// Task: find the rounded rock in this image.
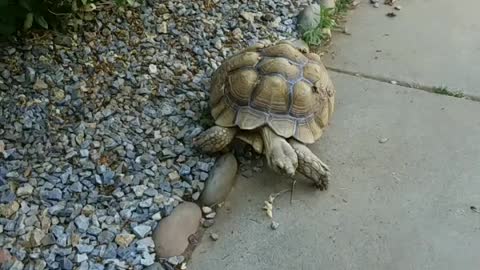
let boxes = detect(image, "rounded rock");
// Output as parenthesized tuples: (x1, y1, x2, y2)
(152, 202, 201, 258)
(199, 153, 238, 207)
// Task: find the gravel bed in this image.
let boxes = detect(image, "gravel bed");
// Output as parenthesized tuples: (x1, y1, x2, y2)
(0, 0, 312, 269)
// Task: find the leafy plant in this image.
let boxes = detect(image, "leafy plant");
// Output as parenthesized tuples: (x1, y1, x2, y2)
(302, 7, 336, 46)
(0, 0, 138, 38)
(432, 86, 464, 98)
(301, 0, 354, 46)
(335, 0, 354, 15)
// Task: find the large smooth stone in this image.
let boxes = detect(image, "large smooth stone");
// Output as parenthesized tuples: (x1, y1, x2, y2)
(200, 153, 238, 207)
(297, 3, 321, 34)
(153, 202, 202, 258)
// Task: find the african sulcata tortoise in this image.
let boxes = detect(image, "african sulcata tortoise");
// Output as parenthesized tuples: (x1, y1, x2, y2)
(194, 40, 335, 190)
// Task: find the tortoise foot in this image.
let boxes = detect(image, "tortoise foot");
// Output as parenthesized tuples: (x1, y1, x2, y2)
(262, 127, 298, 176)
(289, 140, 330, 190)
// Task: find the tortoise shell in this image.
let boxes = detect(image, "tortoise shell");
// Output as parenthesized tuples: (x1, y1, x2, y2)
(209, 40, 335, 144)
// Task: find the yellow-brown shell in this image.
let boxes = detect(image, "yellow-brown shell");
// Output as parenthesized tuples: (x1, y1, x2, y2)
(210, 40, 335, 144)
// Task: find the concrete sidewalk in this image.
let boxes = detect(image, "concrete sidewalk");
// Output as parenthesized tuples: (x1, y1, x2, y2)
(323, 0, 480, 98)
(190, 2, 480, 270)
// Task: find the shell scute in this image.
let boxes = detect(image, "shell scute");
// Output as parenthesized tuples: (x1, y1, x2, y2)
(209, 41, 335, 143)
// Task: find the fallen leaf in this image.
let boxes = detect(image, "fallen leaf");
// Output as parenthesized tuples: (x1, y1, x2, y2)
(263, 201, 273, 218)
(386, 12, 397, 17)
(262, 189, 290, 219)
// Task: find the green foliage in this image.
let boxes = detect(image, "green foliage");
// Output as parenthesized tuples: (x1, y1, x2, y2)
(335, 0, 354, 15)
(320, 7, 336, 29)
(302, 7, 336, 46)
(301, 0, 354, 46)
(0, 0, 137, 38)
(432, 86, 464, 98)
(302, 27, 324, 46)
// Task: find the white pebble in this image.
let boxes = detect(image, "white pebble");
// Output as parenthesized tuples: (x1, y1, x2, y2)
(205, 212, 216, 219)
(148, 64, 158, 75)
(210, 232, 219, 241)
(201, 206, 213, 214)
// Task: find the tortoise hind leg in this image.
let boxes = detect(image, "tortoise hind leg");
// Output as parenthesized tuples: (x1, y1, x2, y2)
(288, 139, 330, 190)
(193, 126, 237, 153)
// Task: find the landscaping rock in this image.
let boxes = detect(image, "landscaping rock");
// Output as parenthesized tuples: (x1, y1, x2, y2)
(16, 184, 33, 196)
(153, 202, 201, 258)
(115, 233, 136, 248)
(0, 0, 306, 267)
(200, 153, 238, 206)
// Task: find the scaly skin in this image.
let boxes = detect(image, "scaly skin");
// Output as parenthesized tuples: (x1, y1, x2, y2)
(193, 126, 237, 153)
(261, 127, 298, 176)
(288, 139, 330, 190)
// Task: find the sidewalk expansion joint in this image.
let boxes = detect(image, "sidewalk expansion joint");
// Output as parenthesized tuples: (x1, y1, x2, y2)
(326, 66, 480, 103)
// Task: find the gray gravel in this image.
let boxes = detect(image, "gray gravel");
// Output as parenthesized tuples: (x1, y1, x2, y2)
(0, 0, 312, 268)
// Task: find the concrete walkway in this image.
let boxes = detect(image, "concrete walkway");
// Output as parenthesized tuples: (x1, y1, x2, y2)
(190, 2, 480, 270)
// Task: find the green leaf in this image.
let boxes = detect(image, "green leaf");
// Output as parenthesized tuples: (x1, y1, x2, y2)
(34, 15, 48, 29)
(24, 13, 34, 30)
(0, 0, 8, 7)
(127, 0, 135, 5)
(81, 0, 88, 5)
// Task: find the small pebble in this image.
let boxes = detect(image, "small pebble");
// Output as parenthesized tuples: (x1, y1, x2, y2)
(271, 221, 280, 230)
(0, 0, 304, 267)
(210, 233, 219, 241)
(201, 206, 212, 214)
(148, 64, 158, 75)
(133, 224, 151, 238)
(205, 212, 216, 219)
(202, 219, 215, 228)
(378, 137, 389, 144)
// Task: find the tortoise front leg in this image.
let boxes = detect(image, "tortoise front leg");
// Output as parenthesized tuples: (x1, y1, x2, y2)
(193, 126, 237, 153)
(288, 139, 330, 190)
(261, 127, 298, 176)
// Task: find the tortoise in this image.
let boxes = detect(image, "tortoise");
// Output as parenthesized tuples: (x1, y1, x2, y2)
(193, 39, 335, 190)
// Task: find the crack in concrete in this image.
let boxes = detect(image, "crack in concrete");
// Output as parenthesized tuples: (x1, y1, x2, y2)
(326, 66, 480, 103)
